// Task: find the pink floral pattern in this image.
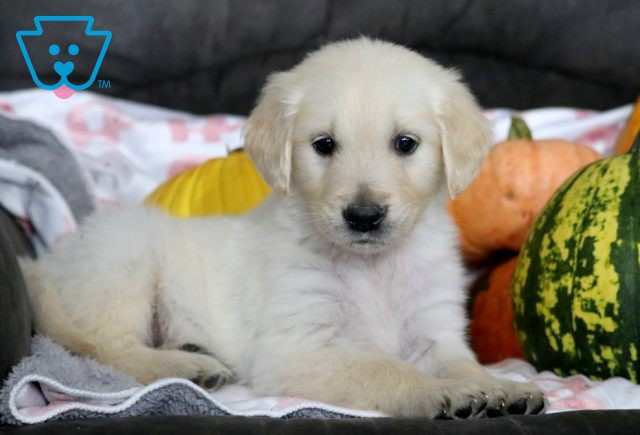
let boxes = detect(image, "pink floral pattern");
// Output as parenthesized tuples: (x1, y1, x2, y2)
(66, 101, 134, 148)
(168, 116, 244, 144)
(0, 101, 15, 114)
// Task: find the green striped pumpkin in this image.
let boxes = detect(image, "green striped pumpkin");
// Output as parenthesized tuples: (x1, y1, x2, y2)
(513, 134, 640, 382)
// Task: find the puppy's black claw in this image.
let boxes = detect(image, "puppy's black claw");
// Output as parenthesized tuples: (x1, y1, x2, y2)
(434, 408, 452, 420)
(530, 398, 546, 415)
(507, 398, 528, 415)
(454, 405, 473, 419)
(485, 407, 504, 418)
(204, 375, 221, 389)
(180, 343, 203, 353)
(475, 399, 488, 414)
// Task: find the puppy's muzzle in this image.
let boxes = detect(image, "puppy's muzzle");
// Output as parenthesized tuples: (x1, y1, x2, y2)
(342, 202, 387, 233)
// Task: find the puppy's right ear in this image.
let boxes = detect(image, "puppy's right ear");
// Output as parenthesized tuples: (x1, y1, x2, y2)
(243, 72, 299, 197)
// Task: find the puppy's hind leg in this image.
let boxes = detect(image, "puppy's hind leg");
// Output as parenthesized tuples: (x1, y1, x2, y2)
(66, 270, 234, 389)
(88, 266, 234, 389)
(20, 258, 99, 358)
(22, 243, 232, 389)
(73, 292, 234, 390)
(24, 261, 233, 390)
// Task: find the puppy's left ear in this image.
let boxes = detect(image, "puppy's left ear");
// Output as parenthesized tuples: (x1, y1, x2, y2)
(243, 71, 299, 197)
(438, 78, 493, 198)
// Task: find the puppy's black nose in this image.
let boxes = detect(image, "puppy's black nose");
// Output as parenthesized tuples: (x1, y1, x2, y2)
(343, 203, 386, 233)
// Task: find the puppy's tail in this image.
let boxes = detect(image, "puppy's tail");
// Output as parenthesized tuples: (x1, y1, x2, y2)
(19, 258, 100, 358)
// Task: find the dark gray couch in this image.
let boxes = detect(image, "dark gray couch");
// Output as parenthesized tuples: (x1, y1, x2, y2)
(1, 0, 639, 114)
(1, 1, 640, 433)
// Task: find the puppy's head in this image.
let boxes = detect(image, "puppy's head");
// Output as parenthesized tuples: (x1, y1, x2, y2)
(243, 38, 492, 253)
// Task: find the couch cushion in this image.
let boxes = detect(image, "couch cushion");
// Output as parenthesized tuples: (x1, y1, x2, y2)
(0, 208, 33, 382)
(0, 0, 638, 113)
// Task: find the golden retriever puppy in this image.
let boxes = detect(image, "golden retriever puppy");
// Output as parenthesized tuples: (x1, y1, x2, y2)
(22, 38, 545, 419)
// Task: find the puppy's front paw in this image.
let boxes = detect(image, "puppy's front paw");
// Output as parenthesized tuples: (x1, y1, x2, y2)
(476, 380, 546, 418)
(413, 382, 490, 419)
(413, 380, 544, 420)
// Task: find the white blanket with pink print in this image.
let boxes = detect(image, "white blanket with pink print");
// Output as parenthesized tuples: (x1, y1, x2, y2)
(0, 89, 638, 424)
(0, 89, 632, 252)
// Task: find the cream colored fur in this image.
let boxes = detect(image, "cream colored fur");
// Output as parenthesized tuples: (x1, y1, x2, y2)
(22, 38, 544, 418)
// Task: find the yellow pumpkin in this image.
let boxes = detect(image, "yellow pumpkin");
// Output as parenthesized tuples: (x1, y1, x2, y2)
(146, 151, 271, 217)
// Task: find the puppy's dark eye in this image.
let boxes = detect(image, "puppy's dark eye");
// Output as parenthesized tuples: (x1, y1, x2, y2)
(312, 136, 336, 156)
(394, 135, 419, 155)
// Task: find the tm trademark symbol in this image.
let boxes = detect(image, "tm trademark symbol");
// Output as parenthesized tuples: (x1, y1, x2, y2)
(98, 79, 111, 89)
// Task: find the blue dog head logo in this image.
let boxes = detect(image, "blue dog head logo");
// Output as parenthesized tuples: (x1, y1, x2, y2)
(16, 16, 111, 98)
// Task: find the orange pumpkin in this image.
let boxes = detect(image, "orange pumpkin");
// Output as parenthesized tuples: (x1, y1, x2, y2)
(448, 118, 602, 259)
(469, 256, 523, 364)
(614, 97, 640, 155)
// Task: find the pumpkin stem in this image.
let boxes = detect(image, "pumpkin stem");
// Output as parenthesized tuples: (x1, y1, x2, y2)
(508, 117, 533, 140)
(630, 131, 640, 156)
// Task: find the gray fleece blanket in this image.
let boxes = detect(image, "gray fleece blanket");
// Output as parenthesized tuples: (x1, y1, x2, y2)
(0, 114, 95, 223)
(0, 336, 380, 426)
